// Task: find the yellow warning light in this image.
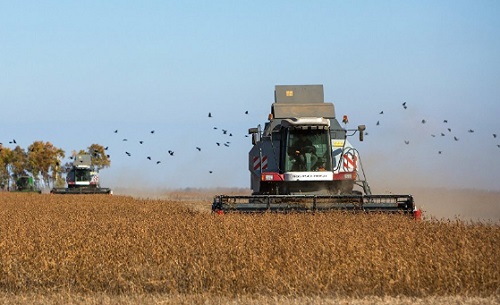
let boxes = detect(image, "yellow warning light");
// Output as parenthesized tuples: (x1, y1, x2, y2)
(286, 90, 294, 97)
(268, 113, 273, 120)
(342, 115, 349, 124)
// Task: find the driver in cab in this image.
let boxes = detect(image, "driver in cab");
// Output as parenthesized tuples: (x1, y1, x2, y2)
(289, 134, 318, 171)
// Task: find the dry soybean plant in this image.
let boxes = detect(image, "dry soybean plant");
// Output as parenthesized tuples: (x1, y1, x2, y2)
(0, 193, 498, 297)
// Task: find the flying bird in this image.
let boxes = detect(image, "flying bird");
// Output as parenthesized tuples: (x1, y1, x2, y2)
(139, 141, 144, 144)
(468, 129, 474, 133)
(402, 102, 407, 109)
(443, 120, 448, 123)
(379, 111, 384, 114)
(448, 128, 452, 132)
(431, 134, 436, 137)
(441, 133, 445, 136)
(376, 121, 380, 126)
(404, 140, 409, 145)
(216, 142, 220, 146)
(222, 129, 228, 134)
(438, 151, 442, 154)
(454, 137, 459, 141)
(196, 147, 201, 151)
(224, 143, 230, 147)
(208, 112, 212, 118)
(245, 110, 249, 114)
(147, 156, 151, 160)
(105, 146, 108, 150)
(125, 152, 131, 156)
(151, 130, 155, 134)
(123, 139, 128, 141)
(114, 130, 118, 133)
(421, 119, 426, 124)
(168, 150, 174, 156)
(209, 170, 213, 174)
(493, 134, 497, 138)
(156, 161, 161, 164)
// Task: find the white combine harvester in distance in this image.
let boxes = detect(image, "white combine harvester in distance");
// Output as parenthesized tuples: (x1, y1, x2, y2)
(51, 154, 112, 195)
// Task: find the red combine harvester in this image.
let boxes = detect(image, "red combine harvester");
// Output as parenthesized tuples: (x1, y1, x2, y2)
(212, 85, 420, 218)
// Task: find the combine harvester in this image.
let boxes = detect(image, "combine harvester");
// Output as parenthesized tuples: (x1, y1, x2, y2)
(212, 85, 420, 218)
(12, 176, 41, 193)
(51, 154, 112, 194)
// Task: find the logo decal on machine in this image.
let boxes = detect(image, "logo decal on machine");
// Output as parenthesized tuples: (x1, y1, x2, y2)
(253, 155, 268, 171)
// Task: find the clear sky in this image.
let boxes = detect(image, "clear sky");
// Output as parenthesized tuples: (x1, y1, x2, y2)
(1, 1, 499, 192)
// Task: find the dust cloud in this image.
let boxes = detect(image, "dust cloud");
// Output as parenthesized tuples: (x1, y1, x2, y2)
(371, 183, 500, 223)
(412, 188, 500, 222)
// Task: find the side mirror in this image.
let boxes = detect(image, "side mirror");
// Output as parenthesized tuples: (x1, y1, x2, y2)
(358, 125, 366, 142)
(248, 127, 260, 145)
(252, 134, 258, 145)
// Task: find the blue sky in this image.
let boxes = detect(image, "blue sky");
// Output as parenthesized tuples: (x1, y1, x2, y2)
(1, 1, 499, 192)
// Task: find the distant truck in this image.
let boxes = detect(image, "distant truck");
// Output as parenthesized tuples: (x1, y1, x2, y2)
(51, 154, 112, 194)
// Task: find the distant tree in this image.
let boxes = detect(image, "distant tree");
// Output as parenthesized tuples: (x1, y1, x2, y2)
(27, 141, 44, 186)
(88, 144, 110, 170)
(27, 141, 65, 188)
(54, 173, 66, 188)
(10, 146, 28, 180)
(0, 145, 13, 189)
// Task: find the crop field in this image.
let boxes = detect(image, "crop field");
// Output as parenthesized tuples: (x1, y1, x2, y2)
(0, 193, 499, 304)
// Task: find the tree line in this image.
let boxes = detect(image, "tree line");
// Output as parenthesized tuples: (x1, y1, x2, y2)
(0, 142, 110, 190)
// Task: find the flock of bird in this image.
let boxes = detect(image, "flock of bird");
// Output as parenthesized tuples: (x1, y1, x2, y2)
(365, 101, 499, 155)
(2, 100, 498, 174)
(104, 110, 251, 174)
(105, 100, 498, 176)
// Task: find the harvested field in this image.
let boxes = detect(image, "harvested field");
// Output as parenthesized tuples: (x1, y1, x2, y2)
(0, 193, 498, 304)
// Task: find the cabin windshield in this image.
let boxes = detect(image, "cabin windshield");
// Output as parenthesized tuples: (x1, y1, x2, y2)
(284, 129, 332, 172)
(75, 169, 91, 182)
